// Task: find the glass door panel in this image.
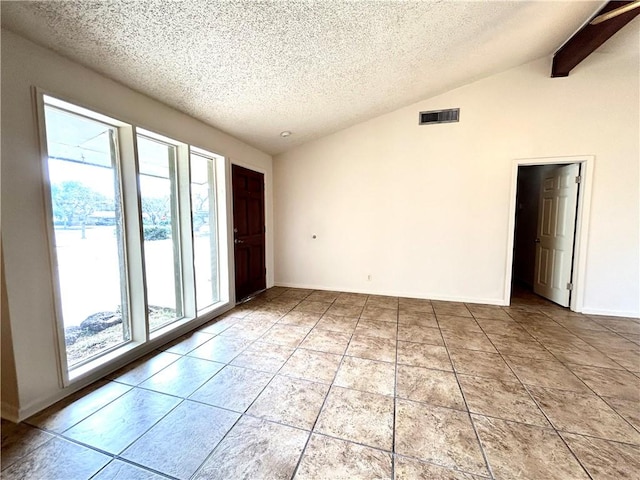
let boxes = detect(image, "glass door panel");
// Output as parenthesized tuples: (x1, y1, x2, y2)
(137, 135, 183, 331)
(44, 105, 130, 367)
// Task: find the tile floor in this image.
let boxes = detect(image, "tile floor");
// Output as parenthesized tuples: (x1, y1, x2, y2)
(2, 287, 639, 479)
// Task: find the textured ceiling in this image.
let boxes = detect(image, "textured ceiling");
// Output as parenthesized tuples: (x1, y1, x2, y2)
(2, 1, 607, 155)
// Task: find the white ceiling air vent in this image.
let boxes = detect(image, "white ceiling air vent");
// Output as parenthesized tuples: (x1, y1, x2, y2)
(419, 108, 460, 125)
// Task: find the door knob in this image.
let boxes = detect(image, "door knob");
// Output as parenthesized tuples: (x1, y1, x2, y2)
(534, 238, 541, 243)
(234, 239, 244, 244)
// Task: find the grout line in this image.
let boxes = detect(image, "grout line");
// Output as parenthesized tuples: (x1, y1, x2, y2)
(472, 314, 596, 479)
(12, 288, 639, 480)
(289, 294, 362, 480)
(391, 299, 400, 480)
(438, 315, 495, 479)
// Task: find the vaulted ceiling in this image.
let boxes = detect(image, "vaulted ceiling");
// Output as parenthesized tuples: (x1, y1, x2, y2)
(1, 1, 609, 154)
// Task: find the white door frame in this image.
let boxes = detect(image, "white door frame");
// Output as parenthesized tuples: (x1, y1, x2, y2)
(504, 155, 594, 311)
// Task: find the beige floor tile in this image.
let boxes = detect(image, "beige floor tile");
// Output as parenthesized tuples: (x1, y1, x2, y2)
(1, 420, 55, 470)
(296, 434, 392, 480)
(592, 317, 640, 335)
(449, 349, 517, 382)
(569, 364, 640, 401)
(315, 314, 359, 334)
(432, 302, 473, 318)
(325, 303, 365, 317)
(397, 325, 444, 345)
(280, 348, 342, 383)
(299, 329, 352, 355)
(544, 342, 624, 369)
(465, 304, 511, 320)
(189, 365, 273, 412)
(553, 316, 609, 332)
(259, 324, 311, 347)
(346, 334, 397, 363)
(199, 316, 239, 334)
(486, 334, 551, 359)
(107, 350, 181, 386)
(306, 290, 340, 303)
(277, 289, 313, 301)
(574, 330, 637, 352)
(159, 331, 216, 355)
(334, 293, 368, 307)
(247, 375, 329, 429)
(561, 432, 640, 480)
(394, 456, 483, 479)
(92, 460, 167, 479)
(397, 312, 437, 328)
(121, 401, 239, 479)
(437, 315, 483, 333)
(25, 380, 131, 433)
(360, 306, 398, 322)
(334, 356, 395, 396)
(219, 320, 273, 341)
(395, 399, 487, 476)
(458, 375, 549, 427)
(366, 295, 399, 310)
(522, 324, 577, 343)
(474, 318, 529, 336)
(399, 297, 433, 309)
(193, 416, 308, 480)
(473, 415, 589, 480)
(441, 330, 496, 353)
(354, 319, 398, 339)
(1, 437, 110, 480)
(504, 355, 589, 392)
(316, 387, 394, 451)
(397, 365, 465, 410)
(230, 341, 295, 373)
(64, 389, 181, 454)
(599, 348, 640, 372)
(400, 305, 436, 316)
(397, 341, 452, 371)
(528, 386, 640, 444)
(294, 300, 332, 314)
(277, 311, 323, 328)
(602, 396, 640, 431)
(187, 335, 252, 363)
(245, 310, 287, 323)
(6, 288, 638, 480)
(139, 356, 224, 397)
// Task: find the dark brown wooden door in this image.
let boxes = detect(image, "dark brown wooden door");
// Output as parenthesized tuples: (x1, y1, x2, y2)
(232, 164, 266, 302)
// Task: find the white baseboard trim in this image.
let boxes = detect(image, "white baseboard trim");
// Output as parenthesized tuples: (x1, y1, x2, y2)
(1, 400, 20, 423)
(274, 282, 505, 306)
(580, 308, 640, 319)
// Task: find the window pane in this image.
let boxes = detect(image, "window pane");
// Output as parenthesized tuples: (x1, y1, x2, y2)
(191, 153, 220, 310)
(44, 105, 130, 367)
(137, 135, 183, 331)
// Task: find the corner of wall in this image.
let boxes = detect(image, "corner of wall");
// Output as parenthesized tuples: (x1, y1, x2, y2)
(1, 241, 20, 421)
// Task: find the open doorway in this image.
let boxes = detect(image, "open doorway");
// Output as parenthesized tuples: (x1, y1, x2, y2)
(505, 156, 594, 311)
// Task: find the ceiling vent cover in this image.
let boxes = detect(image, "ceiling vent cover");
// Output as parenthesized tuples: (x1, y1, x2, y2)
(419, 108, 460, 125)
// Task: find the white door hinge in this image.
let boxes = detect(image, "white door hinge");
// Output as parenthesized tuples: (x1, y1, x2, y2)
(566, 282, 573, 290)
(575, 176, 582, 184)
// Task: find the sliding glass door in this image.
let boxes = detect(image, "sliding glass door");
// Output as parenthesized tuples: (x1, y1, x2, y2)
(44, 105, 130, 367)
(40, 94, 229, 377)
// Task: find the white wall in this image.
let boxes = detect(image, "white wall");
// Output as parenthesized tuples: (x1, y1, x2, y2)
(1, 30, 273, 419)
(274, 41, 639, 317)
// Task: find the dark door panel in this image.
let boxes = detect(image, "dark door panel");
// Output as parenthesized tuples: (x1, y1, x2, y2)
(232, 165, 266, 302)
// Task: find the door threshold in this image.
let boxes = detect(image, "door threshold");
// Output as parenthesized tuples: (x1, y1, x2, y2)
(237, 289, 266, 305)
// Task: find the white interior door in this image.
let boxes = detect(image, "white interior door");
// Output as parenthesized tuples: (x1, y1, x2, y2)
(533, 163, 580, 307)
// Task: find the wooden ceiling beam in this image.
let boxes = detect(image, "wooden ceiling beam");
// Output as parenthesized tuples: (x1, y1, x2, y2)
(551, 1, 640, 77)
